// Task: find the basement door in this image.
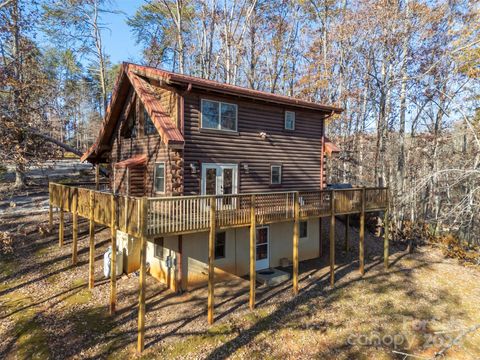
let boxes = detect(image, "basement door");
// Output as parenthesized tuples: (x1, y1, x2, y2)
(256, 226, 269, 271)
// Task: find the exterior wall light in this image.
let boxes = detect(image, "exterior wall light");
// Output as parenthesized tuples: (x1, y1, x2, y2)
(190, 163, 198, 174)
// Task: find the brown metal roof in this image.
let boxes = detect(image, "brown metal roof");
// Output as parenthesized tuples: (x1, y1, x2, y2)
(114, 155, 147, 168)
(127, 63, 343, 113)
(127, 72, 184, 145)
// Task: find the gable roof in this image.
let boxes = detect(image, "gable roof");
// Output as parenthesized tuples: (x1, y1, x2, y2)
(82, 62, 343, 162)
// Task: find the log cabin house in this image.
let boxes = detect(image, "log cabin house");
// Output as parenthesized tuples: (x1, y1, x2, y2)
(49, 62, 388, 351)
(81, 63, 350, 291)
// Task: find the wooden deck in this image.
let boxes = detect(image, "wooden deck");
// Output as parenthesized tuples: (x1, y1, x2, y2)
(49, 183, 388, 238)
(48, 182, 389, 353)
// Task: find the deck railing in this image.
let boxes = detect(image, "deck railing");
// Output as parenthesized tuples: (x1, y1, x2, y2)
(49, 183, 388, 238)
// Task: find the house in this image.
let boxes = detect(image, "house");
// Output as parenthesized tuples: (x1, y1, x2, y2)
(81, 62, 346, 291)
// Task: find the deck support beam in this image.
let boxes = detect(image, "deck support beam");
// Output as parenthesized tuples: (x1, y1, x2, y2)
(249, 195, 256, 309)
(59, 186, 64, 247)
(330, 190, 336, 286)
(208, 197, 216, 325)
(177, 235, 183, 292)
(344, 215, 349, 252)
(384, 209, 389, 270)
(88, 191, 95, 289)
(110, 194, 117, 315)
(359, 188, 365, 276)
(293, 192, 299, 295)
(137, 197, 148, 353)
(72, 188, 78, 265)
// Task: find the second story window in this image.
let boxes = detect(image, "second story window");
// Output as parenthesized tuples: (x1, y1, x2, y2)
(154, 162, 165, 193)
(271, 165, 282, 185)
(201, 99, 237, 131)
(144, 108, 156, 135)
(285, 111, 295, 130)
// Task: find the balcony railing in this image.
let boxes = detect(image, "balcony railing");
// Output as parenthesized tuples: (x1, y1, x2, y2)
(49, 183, 388, 238)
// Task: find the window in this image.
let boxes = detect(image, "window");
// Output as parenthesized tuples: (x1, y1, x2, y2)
(271, 165, 282, 185)
(154, 237, 165, 259)
(300, 221, 308, 239)
(144, 108, 156, 135)
(215, 232, 226, 259)
(201, 99, 237, 131)
(154, 163, 165, 193)
(285, 111, 295, 130)
(124, 112, 136, 138)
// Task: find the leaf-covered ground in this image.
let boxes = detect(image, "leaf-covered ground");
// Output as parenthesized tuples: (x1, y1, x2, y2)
(1, 205, 480, 359)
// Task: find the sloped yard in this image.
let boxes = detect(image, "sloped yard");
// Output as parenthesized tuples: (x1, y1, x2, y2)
(1, 206, 479, 359)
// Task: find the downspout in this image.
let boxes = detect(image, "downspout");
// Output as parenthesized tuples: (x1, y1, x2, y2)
(321, 111, 336, 189)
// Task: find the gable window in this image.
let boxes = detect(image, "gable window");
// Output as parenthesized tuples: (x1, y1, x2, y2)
(271, 165, 282, 185)
(154, 237, 165, 259)
(215, 232, 226, 259)
(299, 221, 308, 239)
(154, 162, 165, 193)
(124, 112, 137, 138)
(285, 111, 295, 130)
(144, 108, 156, 135)
(201, 99, 237, 131)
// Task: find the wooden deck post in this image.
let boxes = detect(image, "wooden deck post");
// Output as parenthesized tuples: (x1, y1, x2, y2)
(95, 165, 100, 190)
(345, 215, 350, 252)
(137, 197, 148, 353)
(293, 192, 300, 295)
(49, 183, 53, 230)
(359, 188, 365, 276)
(110, 194, 117, 315)
(330, 190, 336, 287)
(88, 190, 95, 289)
(59, 185, 64, 247)
(208, 196, 216, 325)
(72, 188, 78, 265)
(249, 194, 256, 310)
(319, 217, 323, 257)
(384, 209, 389, 270)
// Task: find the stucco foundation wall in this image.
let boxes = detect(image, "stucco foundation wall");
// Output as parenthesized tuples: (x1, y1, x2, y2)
(146, 236, 178, 289)
(181, 219, 321, 290)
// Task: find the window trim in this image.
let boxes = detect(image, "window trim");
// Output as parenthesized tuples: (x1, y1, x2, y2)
(270, 165, 282, 185)
(299, 221, 308, 240)
(214, 231, 226, 259)
(154, 162, 166, 194)
(201, 99, 238, 132)
(284, 110, 295, 130)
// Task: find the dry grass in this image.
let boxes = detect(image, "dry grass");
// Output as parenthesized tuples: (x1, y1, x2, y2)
(0, 211, 479, 360)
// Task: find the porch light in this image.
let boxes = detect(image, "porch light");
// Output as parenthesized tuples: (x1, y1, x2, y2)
(243, 163, 249, 174)
(260, 131, 267, 139)
(190, 163, 198, 174)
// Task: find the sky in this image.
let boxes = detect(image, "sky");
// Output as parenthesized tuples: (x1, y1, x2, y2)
(101, 0, 145, 64)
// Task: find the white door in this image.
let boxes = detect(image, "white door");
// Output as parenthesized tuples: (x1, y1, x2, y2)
(256, 226, 269, 270)
(201, 164, 238, 197)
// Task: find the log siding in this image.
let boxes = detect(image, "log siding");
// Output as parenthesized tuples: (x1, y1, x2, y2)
(182, 90, 327, 195)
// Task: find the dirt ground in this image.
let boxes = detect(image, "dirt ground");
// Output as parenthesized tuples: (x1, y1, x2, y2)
(1, 206, 480, 359)
(1, 162, 480, 359)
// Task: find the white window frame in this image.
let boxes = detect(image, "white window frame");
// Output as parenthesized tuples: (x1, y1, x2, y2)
(284, 110, 295, 130)
(201, 99, 238, 132)
(154, 162, 166, 194)
(271, 165, 282, 185)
